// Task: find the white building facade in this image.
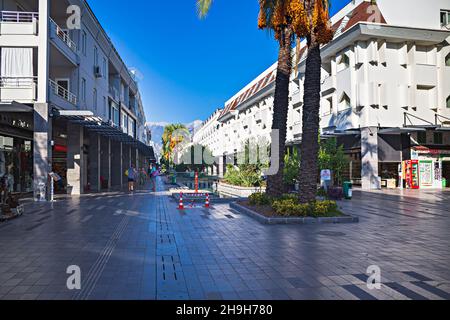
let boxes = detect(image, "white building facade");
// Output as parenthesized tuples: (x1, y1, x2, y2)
(193, 0, 450, 189)
(0, 0, 154, 198)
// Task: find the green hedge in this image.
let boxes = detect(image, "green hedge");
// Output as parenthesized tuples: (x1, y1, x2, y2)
(248, 193, 341, 217)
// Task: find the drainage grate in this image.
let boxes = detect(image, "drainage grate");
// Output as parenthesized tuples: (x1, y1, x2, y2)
(160, 255, 179, 282)
(225, 215, 234, 219)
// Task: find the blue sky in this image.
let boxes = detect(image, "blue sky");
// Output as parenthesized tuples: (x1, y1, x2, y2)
(89, 0, 350, 124)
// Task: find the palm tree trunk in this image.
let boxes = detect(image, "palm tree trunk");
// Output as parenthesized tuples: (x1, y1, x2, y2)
(266, 28, 292, 198)
(298, 37, 321, 203)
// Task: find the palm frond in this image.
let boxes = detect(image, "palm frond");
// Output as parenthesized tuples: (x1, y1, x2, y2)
(196, 0, 213, 19)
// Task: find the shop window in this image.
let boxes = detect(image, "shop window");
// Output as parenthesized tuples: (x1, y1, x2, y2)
(434, 132, 443, 145)
(417, 131, 427, 144)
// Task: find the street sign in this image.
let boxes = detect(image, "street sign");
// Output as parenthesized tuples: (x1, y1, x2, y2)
(321, 169, 331, 181)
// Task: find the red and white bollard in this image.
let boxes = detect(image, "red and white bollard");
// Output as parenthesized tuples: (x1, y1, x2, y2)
(178, 192, 184, 210)
(205, 193, 210, 208)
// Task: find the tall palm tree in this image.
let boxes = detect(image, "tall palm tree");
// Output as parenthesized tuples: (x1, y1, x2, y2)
(196, 0, 333, 201)
(162, 124, 190, 164)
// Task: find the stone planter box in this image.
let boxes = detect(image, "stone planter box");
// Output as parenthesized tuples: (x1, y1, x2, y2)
(216, 182, 265, 198)
(230, 202, 359, 225)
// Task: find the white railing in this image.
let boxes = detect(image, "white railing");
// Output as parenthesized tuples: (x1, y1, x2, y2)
(50, 18, 77, 53)
(0, 76, 37, 87)
(1, 11, 38, 23)
(49, 79, 77, 105)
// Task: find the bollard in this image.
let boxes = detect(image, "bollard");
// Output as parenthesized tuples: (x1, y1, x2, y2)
(205, 193, 210, 208)
(178, 192, 184, 210)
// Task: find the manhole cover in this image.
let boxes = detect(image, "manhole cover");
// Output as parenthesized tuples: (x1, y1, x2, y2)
(317, 231, 346, 237)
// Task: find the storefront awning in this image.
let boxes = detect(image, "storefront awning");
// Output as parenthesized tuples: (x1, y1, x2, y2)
(0, 101, 34, 112)
(53, 110, 155, 161)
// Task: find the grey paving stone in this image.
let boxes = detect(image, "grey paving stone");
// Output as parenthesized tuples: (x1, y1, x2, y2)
(1, 179, 450, 300)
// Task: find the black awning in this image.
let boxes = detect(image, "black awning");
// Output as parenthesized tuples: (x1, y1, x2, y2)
(53, 111, 155, 161)
(0, 102, 34, 112)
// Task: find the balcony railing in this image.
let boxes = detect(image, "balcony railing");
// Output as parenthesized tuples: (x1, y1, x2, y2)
(50, 18, 77, 53)
(49, 79, 77, 105)
(1, 11, 38, 23)
(0, 76, 37, 87)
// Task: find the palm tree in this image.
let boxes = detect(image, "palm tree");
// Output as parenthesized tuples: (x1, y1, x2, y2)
(196, 0, 333, 201)
(161, 124, 190, 165)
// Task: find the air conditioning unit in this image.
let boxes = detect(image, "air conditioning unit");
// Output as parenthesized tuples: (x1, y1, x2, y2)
(94, 66, 102, 78)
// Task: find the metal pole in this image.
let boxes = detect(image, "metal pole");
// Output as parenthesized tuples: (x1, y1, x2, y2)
(195, 171, 199, 193)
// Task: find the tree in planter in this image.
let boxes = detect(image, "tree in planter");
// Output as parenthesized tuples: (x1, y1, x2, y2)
(223, 139, 268, 188)
(283, 147, 300, 189)
(196, 0, 333, 200)
(318, 137, 349, 186)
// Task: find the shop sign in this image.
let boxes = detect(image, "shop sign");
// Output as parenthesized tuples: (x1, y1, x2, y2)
(0, 114, 32, 130)
(413, 147, 449, 155)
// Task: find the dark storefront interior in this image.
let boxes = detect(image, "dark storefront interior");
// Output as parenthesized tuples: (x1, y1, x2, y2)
(0, 112, 34, 195)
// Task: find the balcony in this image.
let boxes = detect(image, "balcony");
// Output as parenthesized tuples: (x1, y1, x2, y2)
(49, 79, 77, 108)
(49, 18, 78, 64)
(0, 11, 38, 37)
(290, 90, 303, 108)
(416, 64, 437, 87)
(0, 77, 37, 103)
(322, 75, 336, 94)
(292, 121, 302, 135)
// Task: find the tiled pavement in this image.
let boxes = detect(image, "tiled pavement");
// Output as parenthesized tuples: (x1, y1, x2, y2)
(1, 178, 450, 300)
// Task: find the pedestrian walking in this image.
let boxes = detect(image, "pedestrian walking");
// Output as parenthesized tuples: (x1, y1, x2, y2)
(126, 164, 137, 192)
(149, 164, 157, 192)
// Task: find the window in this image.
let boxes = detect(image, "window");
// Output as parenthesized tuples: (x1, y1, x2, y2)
(339, 93, 351, 111)
(81, 78, 86, 102)
(110, 102, 119, 126)
(94, 46, 98, 67)
(82, 31, 87, 55)
(447, 96, 450, 108)
(93, 89, 97, 110)
(434, 132, 443, 145)
(338, 53, 350, 68)
(417, 131, 427, 144)
(441, 10, 450, 27)
(122, 113, 128, 133)
(103, 58, 107, 78)
(446, 53, 450, 67)
(103, 97, 107, 116)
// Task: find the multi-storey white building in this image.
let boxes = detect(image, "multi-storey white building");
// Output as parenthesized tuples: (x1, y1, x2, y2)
(192, 109, 223, 156)
(193, 0, 450, 190)
(0, 0, 154, 198)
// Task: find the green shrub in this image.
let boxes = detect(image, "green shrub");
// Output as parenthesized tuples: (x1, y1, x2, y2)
(271, 199, 340, 217)
(272, 199, 310, 217)
(248, 192, 273, 206)
(310, 200, 340, 217)
(224, 165, 264, 187)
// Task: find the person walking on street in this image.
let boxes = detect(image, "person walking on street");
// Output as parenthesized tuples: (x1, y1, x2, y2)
(149, 164, 157, 192)
(127, 164, 136, 192)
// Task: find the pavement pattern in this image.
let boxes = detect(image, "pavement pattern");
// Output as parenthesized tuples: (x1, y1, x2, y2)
(1, 177, 450, 300)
